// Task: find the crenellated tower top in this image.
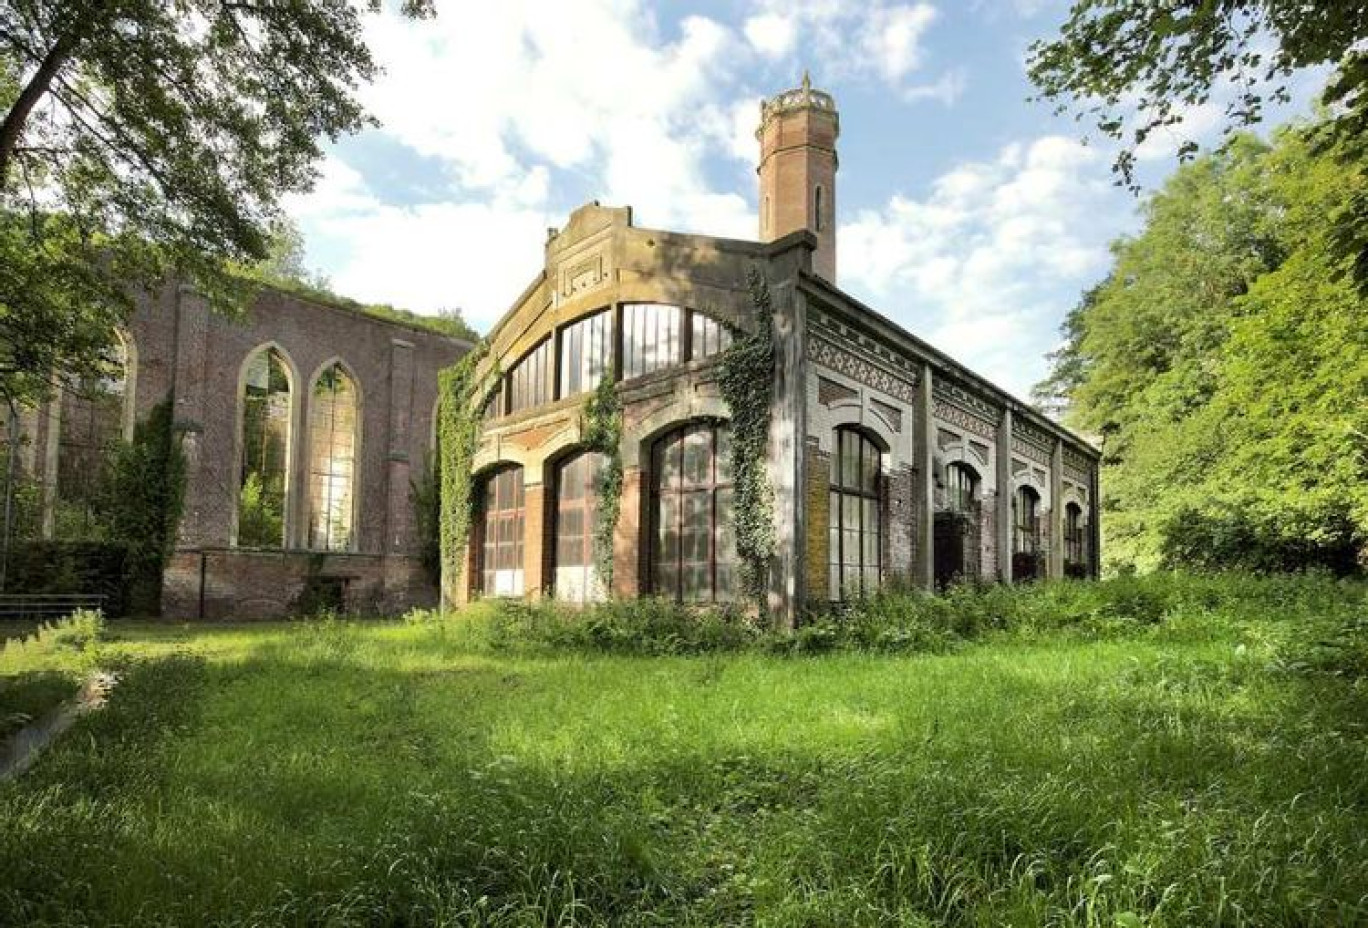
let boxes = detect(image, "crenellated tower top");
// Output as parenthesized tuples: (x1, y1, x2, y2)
(757, 72, 839, 282)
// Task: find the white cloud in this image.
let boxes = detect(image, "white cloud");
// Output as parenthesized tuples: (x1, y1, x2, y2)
(286, 157, 551, 330)
(749, 0, 953, 96)
(862, 4, 938, 82)
(839, 135, 1129, 396)
(744, 13, 797, 57)
(286, 1, 766, 329)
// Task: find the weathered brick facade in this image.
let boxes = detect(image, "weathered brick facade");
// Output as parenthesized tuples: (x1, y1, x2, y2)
(21, 283, 468, 618)
(446, 76, 1102, 628)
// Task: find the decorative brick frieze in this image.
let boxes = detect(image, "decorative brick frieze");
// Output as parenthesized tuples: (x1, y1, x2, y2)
(808, 334, 917, 404)
(932, 399, 997, 441)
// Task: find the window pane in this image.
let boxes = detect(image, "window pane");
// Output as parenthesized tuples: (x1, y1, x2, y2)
(307, 364, 358, 551)
(509, 339, 552, 413)
(623, 304, 683, 379)
(650, 422, 732, 602)
(559, 311, 611, 398)
(480, 467, 525, 596)
(239, 348, 291, 548)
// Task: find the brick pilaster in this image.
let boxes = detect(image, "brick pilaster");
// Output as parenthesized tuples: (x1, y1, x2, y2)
(614, 466, 643, 597)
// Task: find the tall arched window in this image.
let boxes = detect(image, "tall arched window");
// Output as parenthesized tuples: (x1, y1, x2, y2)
(829, 427, 883, 600)
(554, 451, 608, 603)
(1013, 485, 1042, 581)
(238, 347, 292, 548)
(945, 462, 979, 514)
(652, 422, 736, 603)
(1064, 501, 1086, 576)
(307, 363, 359, 551)
(55, 333, 129, 537)
(478, 466, 525, 597)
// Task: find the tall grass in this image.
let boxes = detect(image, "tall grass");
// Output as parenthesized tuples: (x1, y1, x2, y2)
(0, 575, 1364, 926)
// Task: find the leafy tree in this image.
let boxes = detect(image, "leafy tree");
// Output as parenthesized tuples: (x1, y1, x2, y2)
(1028, 1, 1368, 284)
(0, 0, 431, 406)
(1041, 127, 1367, 572)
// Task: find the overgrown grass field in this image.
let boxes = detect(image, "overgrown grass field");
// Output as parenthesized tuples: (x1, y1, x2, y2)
(1, 575, 1366, 926)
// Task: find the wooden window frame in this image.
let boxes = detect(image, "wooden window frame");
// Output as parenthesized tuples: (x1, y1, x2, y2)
(829, 427, 884, 601)
(649, 422, 735, 604)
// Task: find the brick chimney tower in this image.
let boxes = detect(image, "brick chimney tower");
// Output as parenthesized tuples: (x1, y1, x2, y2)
(757, 71, 839, 282)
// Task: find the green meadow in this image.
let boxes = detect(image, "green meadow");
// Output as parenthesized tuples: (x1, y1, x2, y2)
(1, 575, 1365, 927)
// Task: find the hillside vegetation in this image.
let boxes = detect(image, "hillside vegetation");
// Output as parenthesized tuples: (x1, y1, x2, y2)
(1036, 128, 1368, 573)
(1, 574, 1365, 926)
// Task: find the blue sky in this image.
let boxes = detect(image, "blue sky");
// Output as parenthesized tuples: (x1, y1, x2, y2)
(286, 0, 1324, 399)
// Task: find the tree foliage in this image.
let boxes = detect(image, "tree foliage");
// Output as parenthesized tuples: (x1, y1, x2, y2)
(1039, 127, 1368, 572)
(1028, 1, 1368, 285)
(0, 0, 430, 404)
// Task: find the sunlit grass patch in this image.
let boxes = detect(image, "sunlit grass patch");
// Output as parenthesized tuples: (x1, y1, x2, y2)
(0, 574, 1365, 926)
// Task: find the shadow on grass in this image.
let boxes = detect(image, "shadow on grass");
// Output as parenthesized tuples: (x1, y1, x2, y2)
(0, 628, 1365, 927)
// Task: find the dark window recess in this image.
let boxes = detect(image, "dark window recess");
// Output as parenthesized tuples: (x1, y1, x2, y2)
(1012, 485, 1043, 582)
(651, 422, 736, 603)
(829, 428, 883, 600)
(1064, 502, 1087, 577)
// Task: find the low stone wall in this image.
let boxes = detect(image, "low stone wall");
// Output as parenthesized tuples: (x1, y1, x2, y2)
(163, 548, 437, 620)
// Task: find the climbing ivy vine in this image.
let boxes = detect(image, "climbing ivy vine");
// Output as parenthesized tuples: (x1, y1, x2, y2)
(718, 268, 777, 608)
(582, 374, 623, 592)
(436, 340, 491, 592)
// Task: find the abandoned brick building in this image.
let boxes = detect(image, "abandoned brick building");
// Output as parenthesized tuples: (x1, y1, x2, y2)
(9, 284, 468, 617)
(451, 76, 1101, 625)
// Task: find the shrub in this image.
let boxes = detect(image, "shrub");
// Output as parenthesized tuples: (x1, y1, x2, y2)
(2, 541, 129, 616)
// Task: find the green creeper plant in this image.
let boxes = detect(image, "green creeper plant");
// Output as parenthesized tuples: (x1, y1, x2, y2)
(436, 341, 491, 592)
(718, 269, 777, 609)
(582, 374, 623, 591)
(99, 397, 187, 615)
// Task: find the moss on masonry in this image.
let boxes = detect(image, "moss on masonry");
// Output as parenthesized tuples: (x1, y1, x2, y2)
(719, 269, 777, 610)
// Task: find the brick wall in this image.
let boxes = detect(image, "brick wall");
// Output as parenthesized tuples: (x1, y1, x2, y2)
(804, 440, 830, 602)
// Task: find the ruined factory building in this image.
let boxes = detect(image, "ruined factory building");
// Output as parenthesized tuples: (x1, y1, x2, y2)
(452, 76, 1100, 626)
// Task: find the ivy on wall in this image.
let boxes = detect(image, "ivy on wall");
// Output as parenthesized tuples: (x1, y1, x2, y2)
(436, 340, 491, 592)
(718, 268, 777, 608)
(582, 374, 623, 591)
(100, 397, 187, 615)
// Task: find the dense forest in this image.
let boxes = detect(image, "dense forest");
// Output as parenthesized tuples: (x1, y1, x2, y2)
(1035, 126, 1368, 574)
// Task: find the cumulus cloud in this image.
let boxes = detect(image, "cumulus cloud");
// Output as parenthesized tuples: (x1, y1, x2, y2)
(747, 0, 954, 98)
(286, 1, 764, 329)
(744, 13, 797, 58)
(285, 158, 551, 331)
(839, 135, 1129, 396)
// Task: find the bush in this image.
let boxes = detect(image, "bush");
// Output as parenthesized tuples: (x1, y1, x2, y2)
(487, 597, 765, 656)
(2, 541, 129, 616)
(418, 573, 1367, 662)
